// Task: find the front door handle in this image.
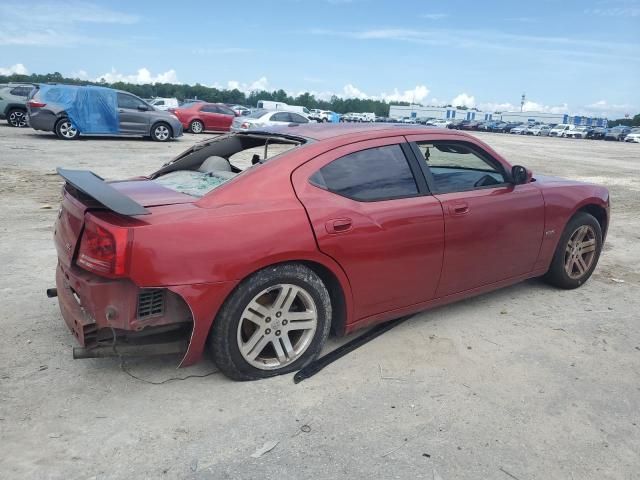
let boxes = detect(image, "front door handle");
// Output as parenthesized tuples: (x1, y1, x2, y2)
(325, 218, 352, 234)
(449, 202, 469, 216)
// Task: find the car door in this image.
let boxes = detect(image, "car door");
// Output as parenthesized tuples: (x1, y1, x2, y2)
(292, 136, 445, 321)
(117, 93, 150, 135)
(405, 134, 545, 297)
(198, 104, 221, 130)
(214, 104, 236, 131)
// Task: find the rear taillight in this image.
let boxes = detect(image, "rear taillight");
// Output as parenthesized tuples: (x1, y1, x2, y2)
(27, 100, 46, 108)
(77, 216, 130, 278)
(241, 122, 250, 129)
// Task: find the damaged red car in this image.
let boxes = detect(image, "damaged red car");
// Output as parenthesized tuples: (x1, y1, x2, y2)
(51, 124, 609, 380)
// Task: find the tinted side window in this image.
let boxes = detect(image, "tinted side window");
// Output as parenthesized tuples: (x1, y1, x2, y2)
(200, 105, 218, 113)
(10, 86, 32, 97)
(218, 105, 235, 116)
(271, 112, 290, 122)
(310, 145, 418, 201)
(289, 113, 309, 124)
(117, 93, 145, 109)
(415, 142, 506, 194)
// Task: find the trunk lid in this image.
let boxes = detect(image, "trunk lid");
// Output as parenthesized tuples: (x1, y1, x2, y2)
(54, 169, 195, 268)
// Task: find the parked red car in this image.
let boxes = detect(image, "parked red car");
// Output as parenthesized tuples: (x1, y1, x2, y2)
(52, 124, 609, 380)
(170, 102, 236, 133)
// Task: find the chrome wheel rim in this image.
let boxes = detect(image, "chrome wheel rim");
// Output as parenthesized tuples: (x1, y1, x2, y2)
(155, 125, 169, 140)
(9, 110, 26, 127)
(59, 121, 77, 138)
(191, 121, 203, 133)
(237, 284, 318, 370)
(564, 225, 597, 279)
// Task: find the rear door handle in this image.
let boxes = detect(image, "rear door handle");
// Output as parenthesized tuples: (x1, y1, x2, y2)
(325, 218, 353, 234)
(449, 202, 469, 216)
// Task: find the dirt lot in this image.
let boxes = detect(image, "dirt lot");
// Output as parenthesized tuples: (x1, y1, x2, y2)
(1, 125, 639, 480)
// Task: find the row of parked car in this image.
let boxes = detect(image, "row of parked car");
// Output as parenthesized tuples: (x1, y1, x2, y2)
(407, 117, 639, 142)
(3, 82, 639, 143)
(1, 82, 322, 140)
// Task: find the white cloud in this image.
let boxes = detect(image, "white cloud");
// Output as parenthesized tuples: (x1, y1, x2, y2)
(580, 100, 637, 118)
(0, 3, 136, 47)
(0, 63, 28, 75)
(342, 84, 369, 99)
(219, 76, 270, 92)
(337, 84, 431, 103)
(451, 93, 476, 108)
(309, 27, 639, 63)
(585, 7, 640, 17)
(96, 68, 178, 84)
(421, 13, 449, 20)
(0, 2, 139, 25)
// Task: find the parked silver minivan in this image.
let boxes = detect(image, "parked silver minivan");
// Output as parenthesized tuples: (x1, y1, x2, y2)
(27, 85, 183, 141)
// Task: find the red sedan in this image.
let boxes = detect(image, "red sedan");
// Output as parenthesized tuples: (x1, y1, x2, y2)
(52, 124, 609, 380)
(170, 102, 236, 133)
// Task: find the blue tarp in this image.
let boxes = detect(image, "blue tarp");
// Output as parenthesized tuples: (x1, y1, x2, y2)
(37, 84, 119, 134)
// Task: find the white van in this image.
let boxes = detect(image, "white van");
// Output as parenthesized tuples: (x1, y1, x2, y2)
(148, 97, 179, 111)
(256, 100, 310, 116)
(549, 124, 576, 137)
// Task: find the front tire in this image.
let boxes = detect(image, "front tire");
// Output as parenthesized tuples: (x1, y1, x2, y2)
(543, 212, 603, 289)
(151, 122, 172, 142)
(55, 118, 79, 140)
(189, 119, 204, 134)
(7, 108, 27, 127)
(209, 264, 332, 380)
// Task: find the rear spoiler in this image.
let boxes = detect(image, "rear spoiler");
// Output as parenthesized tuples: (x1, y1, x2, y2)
(57, 168, 150, 216)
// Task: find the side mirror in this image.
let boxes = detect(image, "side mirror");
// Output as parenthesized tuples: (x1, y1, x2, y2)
(511, 165, 531, 185)
(137, 105, 149, 111)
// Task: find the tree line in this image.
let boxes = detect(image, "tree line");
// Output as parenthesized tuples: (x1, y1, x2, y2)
(0, 71, 412, 117)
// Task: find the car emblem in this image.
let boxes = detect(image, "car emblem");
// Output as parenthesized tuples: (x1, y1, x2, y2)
(65, 242, 72, 253)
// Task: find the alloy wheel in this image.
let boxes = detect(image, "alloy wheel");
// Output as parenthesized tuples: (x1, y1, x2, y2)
(236, 284, 318, 370)
(191, 121, 203, 133)
(59, 121, 78, 139)
(154, 125, 170, 141)
(564, 225, 597, 279)
(9, 110, 27, 127)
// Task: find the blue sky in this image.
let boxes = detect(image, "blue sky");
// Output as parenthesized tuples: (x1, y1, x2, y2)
(1, 0, 638, 117)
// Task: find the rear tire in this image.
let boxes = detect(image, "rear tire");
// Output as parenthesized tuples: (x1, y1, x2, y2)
(55, 118, 79, 140)
(151, 122, 172, 142)
(189, 119, 204, 133)
(7, 108, 27, 128)
(209, 263, 332, 381)
(543, 212, 603, 289)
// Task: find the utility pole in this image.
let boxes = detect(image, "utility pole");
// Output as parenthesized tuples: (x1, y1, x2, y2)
(520, 93, 525, 112)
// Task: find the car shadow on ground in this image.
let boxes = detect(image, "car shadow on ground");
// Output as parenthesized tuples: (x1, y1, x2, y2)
(74, 278, 550, 386)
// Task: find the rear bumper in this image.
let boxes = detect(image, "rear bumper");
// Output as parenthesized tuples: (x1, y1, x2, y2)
(28, 110, 57, 132)
(55, 262, 192, 347)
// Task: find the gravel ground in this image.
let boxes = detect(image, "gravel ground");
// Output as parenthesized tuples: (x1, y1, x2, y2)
(0, 125, 639, 480)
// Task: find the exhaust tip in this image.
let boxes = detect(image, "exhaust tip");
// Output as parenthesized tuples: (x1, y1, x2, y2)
(46, 288, 58, 298)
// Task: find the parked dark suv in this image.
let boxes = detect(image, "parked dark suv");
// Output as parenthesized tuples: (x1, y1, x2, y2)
(27, 84, 183, 141)
(0, 83, 35, 127)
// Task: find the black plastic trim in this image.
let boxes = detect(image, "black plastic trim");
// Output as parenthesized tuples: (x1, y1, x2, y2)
(57, 168, 150, 216)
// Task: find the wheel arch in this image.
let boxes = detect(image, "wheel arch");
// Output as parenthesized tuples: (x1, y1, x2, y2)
(176, 256, 354, 367)
(4, 103, 27, 116)
(577, 203, 608, 239)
